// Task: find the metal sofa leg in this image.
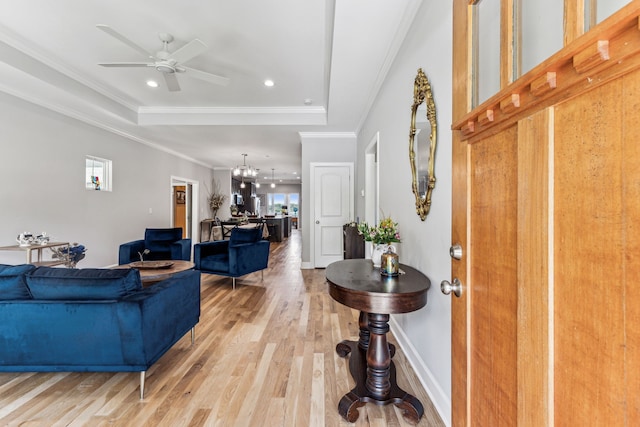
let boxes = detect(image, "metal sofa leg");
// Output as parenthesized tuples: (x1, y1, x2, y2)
(232, 277, 236, 290)
(191, 326, 195, 345)
(140, 371, 146, 400)
(261, 270, 264, 281)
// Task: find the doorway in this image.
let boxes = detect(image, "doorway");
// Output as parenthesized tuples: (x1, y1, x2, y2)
(171, 176, 199, 244)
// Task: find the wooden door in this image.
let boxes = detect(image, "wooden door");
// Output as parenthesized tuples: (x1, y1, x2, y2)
(312, 164, 353, 268)
(173, 185, 187, 235)
(450, 3, 640, 425)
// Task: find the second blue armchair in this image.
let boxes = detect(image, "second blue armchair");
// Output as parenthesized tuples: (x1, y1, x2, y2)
(119, 228, 191, 265)
(194, 227, 270, 289)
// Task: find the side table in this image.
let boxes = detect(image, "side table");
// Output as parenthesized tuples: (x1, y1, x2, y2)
(326, 259, 430, 423)
(0, 241, 70, 267)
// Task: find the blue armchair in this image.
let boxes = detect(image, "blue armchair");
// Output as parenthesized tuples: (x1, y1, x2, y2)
(194, 227, 270, 289)
(119, 228, 191, 265)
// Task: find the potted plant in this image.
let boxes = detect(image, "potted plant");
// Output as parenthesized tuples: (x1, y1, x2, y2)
(357, 217, 401, 267)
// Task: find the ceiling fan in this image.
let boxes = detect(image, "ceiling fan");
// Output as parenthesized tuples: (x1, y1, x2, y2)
(96, 24, 230, 92)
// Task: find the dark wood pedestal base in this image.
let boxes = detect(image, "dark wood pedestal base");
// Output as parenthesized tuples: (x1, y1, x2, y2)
(335, 311, 424, 423)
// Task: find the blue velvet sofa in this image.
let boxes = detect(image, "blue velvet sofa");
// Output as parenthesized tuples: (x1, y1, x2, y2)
(0, 263, 200, 399)
(194, 227, 270, 289)
(119, 228, 191, 265)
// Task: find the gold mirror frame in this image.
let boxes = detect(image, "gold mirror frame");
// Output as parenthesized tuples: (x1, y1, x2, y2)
(409, 68, 438, 221)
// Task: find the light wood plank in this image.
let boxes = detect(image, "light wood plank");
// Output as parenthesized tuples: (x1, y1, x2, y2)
(517, 108, 551, 426)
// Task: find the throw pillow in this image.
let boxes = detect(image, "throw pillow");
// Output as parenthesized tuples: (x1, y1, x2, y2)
(0, 264, 36, 300)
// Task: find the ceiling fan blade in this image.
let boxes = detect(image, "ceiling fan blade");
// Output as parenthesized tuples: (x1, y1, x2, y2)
(170, 39, 208, 64)
(98, 62, 151, 67)
(163, 73, 181, 92)
(181, 66, 230, 87)
(96, 24, 154, 59)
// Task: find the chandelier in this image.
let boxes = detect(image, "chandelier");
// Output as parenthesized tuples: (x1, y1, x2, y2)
(233, 154, 257, 178)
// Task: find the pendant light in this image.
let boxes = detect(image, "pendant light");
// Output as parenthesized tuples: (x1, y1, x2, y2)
(270, 168, 276, 188)
(233, 154, 256, 177)
(255, 169, 261, 188)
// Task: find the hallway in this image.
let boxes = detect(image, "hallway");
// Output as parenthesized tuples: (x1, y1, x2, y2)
(0, 229, 444, 426)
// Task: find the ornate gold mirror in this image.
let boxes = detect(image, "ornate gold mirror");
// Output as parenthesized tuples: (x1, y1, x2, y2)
(409, 68, 438, 221)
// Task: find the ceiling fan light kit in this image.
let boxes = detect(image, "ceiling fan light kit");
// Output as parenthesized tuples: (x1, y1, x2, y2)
(96, 24, 230, 92)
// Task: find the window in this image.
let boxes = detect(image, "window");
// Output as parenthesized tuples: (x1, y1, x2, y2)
(267, 193, 299, 215)
(289, 193, 299, 216)
(472, 0, 501, 107)
(85, 155, 112, 191)
(586, 0, 630, 30)
(268, 193, 286, 214)
(520, 0, 563, 76)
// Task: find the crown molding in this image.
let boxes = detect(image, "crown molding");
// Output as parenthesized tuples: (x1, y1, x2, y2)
(0, 24, 140, 113)
(137, 106, 327, 125)
(0, 81, 211, 169)
(298, 131, 357, 140)
(355, 0, 424, 134)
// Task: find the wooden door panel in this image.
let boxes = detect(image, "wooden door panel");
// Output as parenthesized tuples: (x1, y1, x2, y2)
(469, 125, 518, 426)
(516, 109, 552, 426)
(622, 69, 640, 423)
(554, 78, 626, 425)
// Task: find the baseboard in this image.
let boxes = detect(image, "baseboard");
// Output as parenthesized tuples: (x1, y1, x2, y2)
(389, 316, 452, 427)
(300, 261, 314, 269)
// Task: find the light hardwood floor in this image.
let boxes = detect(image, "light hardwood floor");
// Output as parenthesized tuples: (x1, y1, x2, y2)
(0, 230, 445, 426)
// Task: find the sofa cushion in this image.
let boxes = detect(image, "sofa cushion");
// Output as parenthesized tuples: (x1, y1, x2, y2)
(26, 267, 141, 300)
(229, 227, 261, 246)
(0, 264, 36, 300)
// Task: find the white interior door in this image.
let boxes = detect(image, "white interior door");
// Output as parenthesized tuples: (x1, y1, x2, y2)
(312, 163, 353, 268)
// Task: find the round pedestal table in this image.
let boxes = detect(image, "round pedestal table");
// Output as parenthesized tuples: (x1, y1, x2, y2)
(326, 259, 431, 423)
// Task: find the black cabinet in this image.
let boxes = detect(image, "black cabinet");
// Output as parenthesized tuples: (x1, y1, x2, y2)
(343, 225, 365, 259)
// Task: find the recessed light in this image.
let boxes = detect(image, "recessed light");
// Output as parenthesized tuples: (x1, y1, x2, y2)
(264, 79, 275, 87)
(304, 98, 313, 105)
(146, 80, 159, 88)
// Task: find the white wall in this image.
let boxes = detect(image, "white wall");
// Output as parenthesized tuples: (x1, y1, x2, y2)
(0, 92, 214, 267)
(356, 1, 453, 424)
(300, 133, 356, 267)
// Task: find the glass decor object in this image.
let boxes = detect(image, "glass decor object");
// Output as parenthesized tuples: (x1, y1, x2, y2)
(380, 246, 399, 276)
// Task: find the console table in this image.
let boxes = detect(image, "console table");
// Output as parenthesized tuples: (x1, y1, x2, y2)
(0, 241, 70, 267)
(325, 259, 430, 423)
